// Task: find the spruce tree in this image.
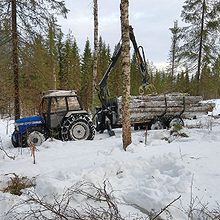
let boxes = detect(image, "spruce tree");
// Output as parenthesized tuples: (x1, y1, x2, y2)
(212, 55, 220, 98)
(130, 51, 142, 95)
(80, 39, 93, 111)
(71, 40, 81, 94)
(0, 0, 68, 119)
(57, 32, 81, 92)
(109, 44, 122, 97)
(95, 37, 111, 105)
(19, 34, 54, 116)
(154, 71, 162, 94)
(97, 37, 111, 86)
(57, 29, 64, 90)
(180, 0, 220, 94)
(200, 64, 215, 99)
(168, 20, 181, 93)
(45, 18, 59, 90)
(60, 31, 74, 90)
(0, 21, 14, 117)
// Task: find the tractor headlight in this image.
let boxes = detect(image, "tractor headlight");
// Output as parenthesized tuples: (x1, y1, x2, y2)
(15, 126, 19, 132)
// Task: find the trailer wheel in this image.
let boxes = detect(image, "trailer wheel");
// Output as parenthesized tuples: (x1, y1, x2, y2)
(148, 119, 164, 130)
(168, 116, 184, 128)
(61, 115, 95, 141)
(21, 126, 48, 148)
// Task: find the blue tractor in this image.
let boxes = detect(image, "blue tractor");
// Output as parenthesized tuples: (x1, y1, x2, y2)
(11, 90, 95, 148)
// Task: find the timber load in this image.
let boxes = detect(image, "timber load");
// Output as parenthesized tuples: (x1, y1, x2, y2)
(117, 93, 215, 124)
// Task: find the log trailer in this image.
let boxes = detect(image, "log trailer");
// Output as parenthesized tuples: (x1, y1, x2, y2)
(94, 25, 184, 136)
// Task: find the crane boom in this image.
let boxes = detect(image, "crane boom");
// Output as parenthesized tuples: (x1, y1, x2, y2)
(94, 25, 154, 136)
(97, 25, 150, 100)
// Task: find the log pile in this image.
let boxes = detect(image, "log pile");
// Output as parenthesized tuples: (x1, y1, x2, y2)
(117, 93, 215, 124)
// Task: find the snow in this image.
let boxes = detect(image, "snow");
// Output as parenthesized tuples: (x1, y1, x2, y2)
(1, 100, 220, 219)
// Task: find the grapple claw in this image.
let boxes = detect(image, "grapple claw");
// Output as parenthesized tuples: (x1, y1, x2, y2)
(139, 84, 157, 95)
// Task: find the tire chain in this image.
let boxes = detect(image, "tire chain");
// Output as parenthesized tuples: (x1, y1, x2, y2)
(61, 114, 95, 141)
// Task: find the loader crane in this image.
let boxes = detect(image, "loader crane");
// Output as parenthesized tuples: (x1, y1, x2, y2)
(94, 25, 155, 136)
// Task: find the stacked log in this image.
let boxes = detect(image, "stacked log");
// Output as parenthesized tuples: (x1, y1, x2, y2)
(117, 93, 215, 124)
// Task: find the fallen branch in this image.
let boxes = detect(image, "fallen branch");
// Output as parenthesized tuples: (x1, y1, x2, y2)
(0, 138, 15, 160)
(152, 195, 181, 220)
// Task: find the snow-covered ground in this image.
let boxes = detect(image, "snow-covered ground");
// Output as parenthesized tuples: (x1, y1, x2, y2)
(0, 100, 220, 219)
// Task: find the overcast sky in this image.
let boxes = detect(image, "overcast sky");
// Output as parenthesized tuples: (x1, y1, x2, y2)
(57, 0, 186, 69)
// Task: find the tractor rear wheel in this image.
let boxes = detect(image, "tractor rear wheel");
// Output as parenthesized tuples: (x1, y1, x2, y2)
(61, 115, 95, 141)
(21, 125, 49, 148)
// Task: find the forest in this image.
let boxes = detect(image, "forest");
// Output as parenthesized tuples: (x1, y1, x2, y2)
(0, 0, 220, 119)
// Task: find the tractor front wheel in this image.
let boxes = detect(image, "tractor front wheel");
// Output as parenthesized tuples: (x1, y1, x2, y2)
(21, 125, 49, 148)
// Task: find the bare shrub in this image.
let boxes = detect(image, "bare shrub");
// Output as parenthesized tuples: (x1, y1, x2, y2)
(179, 175, 220, 220)
(4, 178, 219, 220)
(180, 196, 220, 220)
(4, 180, 124, 220)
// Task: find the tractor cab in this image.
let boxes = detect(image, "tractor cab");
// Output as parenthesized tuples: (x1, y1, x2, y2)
(41, 90, 83, 130)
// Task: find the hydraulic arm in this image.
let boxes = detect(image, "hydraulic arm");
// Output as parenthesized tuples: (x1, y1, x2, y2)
(97, 25, 153, 101)
(129, 26, 149, 94)
(95, 25, 155, 136)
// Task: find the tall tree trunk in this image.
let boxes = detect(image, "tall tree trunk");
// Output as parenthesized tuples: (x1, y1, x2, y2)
(12, 0, 20, 120)
(197, 0, 206, 95)
(170, 21, 178, 93)
(92, 0, 98, 107)
(120, 0, 131, 151)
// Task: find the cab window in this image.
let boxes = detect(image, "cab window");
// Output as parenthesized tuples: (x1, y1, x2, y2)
(67, 96, 81, 111)
(50, 97, 67, 113)
(42, 98, 49, 114)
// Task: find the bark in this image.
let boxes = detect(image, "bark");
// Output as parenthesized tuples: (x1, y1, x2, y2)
(170, 21, 178, 93)
(92, 0, 98, 107)
(12, 0, 20, 120)
(120, 0, 131, 150)
(116, 93, 215, 124)
(197, 0, 206, 94)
